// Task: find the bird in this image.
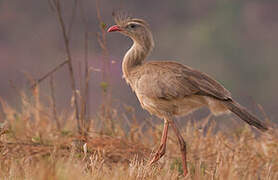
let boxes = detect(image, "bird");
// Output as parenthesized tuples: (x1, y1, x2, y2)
(107, 12, 268, 176)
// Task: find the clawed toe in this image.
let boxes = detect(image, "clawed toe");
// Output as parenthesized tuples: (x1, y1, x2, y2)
(149, 142, 166, 165)
(149, 146, 166, 165)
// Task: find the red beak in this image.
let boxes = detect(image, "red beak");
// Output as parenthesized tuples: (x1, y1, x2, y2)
(107, 25, 122, 32)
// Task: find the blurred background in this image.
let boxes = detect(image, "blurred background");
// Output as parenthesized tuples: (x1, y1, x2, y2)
(0, 0, 277, 123)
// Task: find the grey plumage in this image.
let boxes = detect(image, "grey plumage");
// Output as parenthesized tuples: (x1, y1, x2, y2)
(107, 14, 268, 176)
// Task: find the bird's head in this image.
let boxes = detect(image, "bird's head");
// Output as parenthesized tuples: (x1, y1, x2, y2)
(107, 11, 154, 50)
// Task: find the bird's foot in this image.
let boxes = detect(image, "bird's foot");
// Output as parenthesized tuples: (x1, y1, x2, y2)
(148, 143, 166, 165)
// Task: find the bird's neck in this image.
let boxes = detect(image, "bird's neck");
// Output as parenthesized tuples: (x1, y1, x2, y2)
(122, 38, 154, 79)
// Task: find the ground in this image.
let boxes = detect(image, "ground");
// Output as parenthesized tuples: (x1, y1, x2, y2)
(0, 97, 278, 180)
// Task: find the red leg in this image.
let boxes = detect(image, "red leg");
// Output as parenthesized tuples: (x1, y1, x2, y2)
(149, 119, 169, 165)
(168, 118, 188, 177)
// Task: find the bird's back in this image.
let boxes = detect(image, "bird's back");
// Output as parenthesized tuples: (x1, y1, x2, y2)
(128, 61, 231, 100)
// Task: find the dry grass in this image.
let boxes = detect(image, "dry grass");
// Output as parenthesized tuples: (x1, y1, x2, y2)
(1, 93, 278, 180)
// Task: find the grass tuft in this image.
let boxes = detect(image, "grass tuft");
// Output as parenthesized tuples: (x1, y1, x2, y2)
(1, 95, 278, 179)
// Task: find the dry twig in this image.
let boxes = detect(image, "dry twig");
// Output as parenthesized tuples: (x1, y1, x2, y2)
(31, 59, 68, 89)
(50, 75, 60, 130)
(79, 1, 91, 132)
(54, 0, 81, 133)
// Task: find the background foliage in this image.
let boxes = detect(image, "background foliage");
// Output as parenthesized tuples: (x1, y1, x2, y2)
(0, 0, 277, 121)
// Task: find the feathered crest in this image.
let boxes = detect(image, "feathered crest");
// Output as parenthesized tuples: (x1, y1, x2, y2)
(112, 10, 151, 29)
(112, 9, 132, 26)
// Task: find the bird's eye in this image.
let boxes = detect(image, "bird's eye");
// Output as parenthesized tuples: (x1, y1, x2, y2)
(128, 24, 137, 29)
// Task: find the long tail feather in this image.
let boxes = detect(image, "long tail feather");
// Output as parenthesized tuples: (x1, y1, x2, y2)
(222, 100, 268, 132)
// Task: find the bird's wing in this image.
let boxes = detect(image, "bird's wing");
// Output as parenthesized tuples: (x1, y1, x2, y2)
(134, 61, 232, 101)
